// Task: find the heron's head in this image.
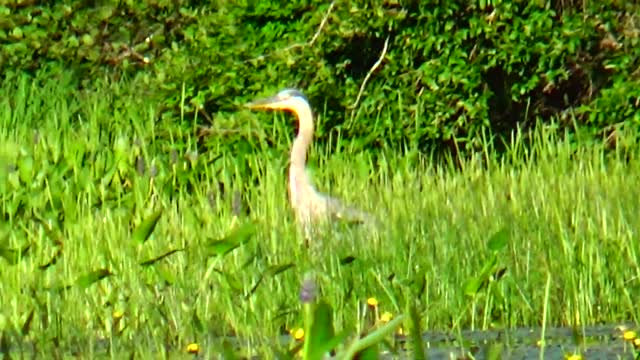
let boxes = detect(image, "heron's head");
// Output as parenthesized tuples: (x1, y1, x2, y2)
(244, 88, 310, 114)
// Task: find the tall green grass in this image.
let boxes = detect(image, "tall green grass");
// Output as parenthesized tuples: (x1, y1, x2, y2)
(0, 73, 638, 358)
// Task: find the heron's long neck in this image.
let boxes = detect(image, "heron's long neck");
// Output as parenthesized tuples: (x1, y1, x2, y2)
(290, 104, 314, 168)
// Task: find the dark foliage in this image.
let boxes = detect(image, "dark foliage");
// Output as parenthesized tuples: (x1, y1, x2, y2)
(1, 0, 638, 154)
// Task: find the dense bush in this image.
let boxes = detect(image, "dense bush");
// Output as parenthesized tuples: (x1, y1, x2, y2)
(1, 1, 638, 154)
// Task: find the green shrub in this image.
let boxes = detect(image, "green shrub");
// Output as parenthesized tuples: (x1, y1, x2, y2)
(0, 1, 638, 154)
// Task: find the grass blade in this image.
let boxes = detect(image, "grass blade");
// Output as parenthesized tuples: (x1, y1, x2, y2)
(341, 315, 405, 359)
(0, 243, 31, 265)
(155, 265, 178, 285)
(38, 246, 63, 270)
(408, 302, 426, 360)
(21, 308, 35, 336)
(246, 263, 295, 298)
(139, 248, 185, 266)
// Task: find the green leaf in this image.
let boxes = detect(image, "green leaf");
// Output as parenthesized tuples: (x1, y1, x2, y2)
(464, 228, 509, 297)
(486, 342, 505, 360)
(324, 328, 353, 356)
(339, 255, 356, 265)
(155, 265, 177, 285)
(205, 222, 255, 257)
(0, 243, 31, 265)
(221, 339, 239, 360)
(303, 301, 335, 360)
(191, 310, 204, 332)
(223, 272, 243, 293)
(38, 247, 62, 270)
(264, 263, 295, 277)
(353, 343, 379, 360)
(487, 227, 509, 252)
(209, 268, 243, 293)
(463, 277, 483, 297)
(75, 268, 113, 289)
(245, 263, 295, 298)
(463, 254, 498, 297)
(132, 209, 163, 245)
(18, 156, 34, 185)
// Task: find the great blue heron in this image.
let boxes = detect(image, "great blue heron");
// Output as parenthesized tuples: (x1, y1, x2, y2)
(244, 88, 374, 234)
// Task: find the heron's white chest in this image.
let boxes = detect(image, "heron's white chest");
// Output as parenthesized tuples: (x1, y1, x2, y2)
(288, 168, 305, 207)
(288, 166, 317, 223)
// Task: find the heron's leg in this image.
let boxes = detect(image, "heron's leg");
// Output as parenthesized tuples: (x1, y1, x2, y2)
(303, 226, 312, 249)
(301, 225, 325, 255)
(295, 223, 312, 249)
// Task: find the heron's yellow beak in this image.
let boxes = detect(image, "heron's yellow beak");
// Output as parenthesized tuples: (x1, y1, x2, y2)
(244, 95, 282, 110)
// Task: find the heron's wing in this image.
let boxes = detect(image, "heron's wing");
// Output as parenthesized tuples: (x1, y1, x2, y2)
(323, 195, 376, 226)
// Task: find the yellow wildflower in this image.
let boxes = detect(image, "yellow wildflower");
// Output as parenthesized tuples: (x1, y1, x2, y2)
(292, 328, 305, 340)
(623, 330, 637, 341)
(186, 343, 200, 354)
(380, 312, 393, 323)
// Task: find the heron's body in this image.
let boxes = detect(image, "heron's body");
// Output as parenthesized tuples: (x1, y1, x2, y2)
(245, 89, 372, 231)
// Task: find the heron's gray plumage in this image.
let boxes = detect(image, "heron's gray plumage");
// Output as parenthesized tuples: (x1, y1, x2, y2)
(245, 88, 375, 233)
(277, 88, 308, 102)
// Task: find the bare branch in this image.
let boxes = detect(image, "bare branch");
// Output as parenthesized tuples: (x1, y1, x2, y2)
(349, 36, 390, 122)
(308, 1, 335, 46)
